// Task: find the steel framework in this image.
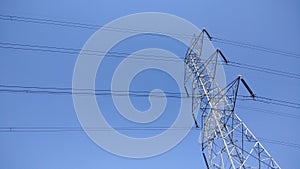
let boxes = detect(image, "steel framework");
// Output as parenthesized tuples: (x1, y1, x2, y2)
(184, 29, 281, 169)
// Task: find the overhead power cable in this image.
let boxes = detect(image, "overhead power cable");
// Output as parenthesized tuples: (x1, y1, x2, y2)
(236, 105, 300, 120)
(0, 84, 187, 98)
(0, 42, 180, 62)
(0, 126, 299, 149)
(225, 61, 300, 80)
(0, 14, 192, 39)
(239, 95, 300, 109)
(0, 126, 195, 132)
(212, 38, 300, 59)
(1, 42, 300, 80)
(257, 137, 300, 149)
(1, 14, 300, 59)
(1, 84, 300, 109)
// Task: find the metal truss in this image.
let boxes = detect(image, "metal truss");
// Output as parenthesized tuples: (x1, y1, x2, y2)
(184, 29, 281, 169)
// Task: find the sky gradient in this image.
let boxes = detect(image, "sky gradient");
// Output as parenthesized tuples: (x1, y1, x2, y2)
(1, 1, 300, 168)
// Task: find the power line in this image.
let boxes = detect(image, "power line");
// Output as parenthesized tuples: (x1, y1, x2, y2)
(1, 14, 300, 59)
(0, 42, 177, 59)
(0, 14, 192, 39)
(212, 38, 300, 59)
(1, 84, 300, 110)
(255, 95, 300, 106)
(225, 61, 300, 80)
(2, 84, 298, 117)
(0, 84, 188, 95)
(236, 105, 300, 120)
(0, 42, 181, 62)
(0, 88, 188, 98)
(1, 42, 300, 80)
(258, 137, 300, 149)
(0, 85, 187, 98)
(0, 126, 195, 132)
(0, 126, 299, 149)
(238, 95, 300, 109)
(227, 64, 300, 80)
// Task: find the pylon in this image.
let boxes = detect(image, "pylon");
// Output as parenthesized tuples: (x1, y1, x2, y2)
(184, 29, 281, 169)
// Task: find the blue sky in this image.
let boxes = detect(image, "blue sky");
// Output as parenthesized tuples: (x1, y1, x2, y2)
(0, 0, 300, 168)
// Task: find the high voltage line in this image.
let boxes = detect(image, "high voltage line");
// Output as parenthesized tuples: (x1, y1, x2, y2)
(236, 105, 300, 120)
(0, 42, 178, 62)
(2, 84, 298, 118)
(1, 42, 300, 80)
(1, 84, 300, 110)
(0, 14, 194, 38)
(2, 85, 299, 117)
(1, 14, 300, 59)
(0, 126, 199, 132)
(212, 38, 300, 59)
(0, 126, 299, 149)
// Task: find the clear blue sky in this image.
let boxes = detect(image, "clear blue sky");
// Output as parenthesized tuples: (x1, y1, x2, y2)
(0, 0, 300, 168)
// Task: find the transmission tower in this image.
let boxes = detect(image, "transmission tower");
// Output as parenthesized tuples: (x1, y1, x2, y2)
(184, 29, 281, 169)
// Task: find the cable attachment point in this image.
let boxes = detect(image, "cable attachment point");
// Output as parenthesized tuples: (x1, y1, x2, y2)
(240, 77, 256, 98)
(202, 28, 212, 41)
(216, 49, 229, 64)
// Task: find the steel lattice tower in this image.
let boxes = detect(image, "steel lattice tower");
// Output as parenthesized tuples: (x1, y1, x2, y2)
(184, 29, 281, 169)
